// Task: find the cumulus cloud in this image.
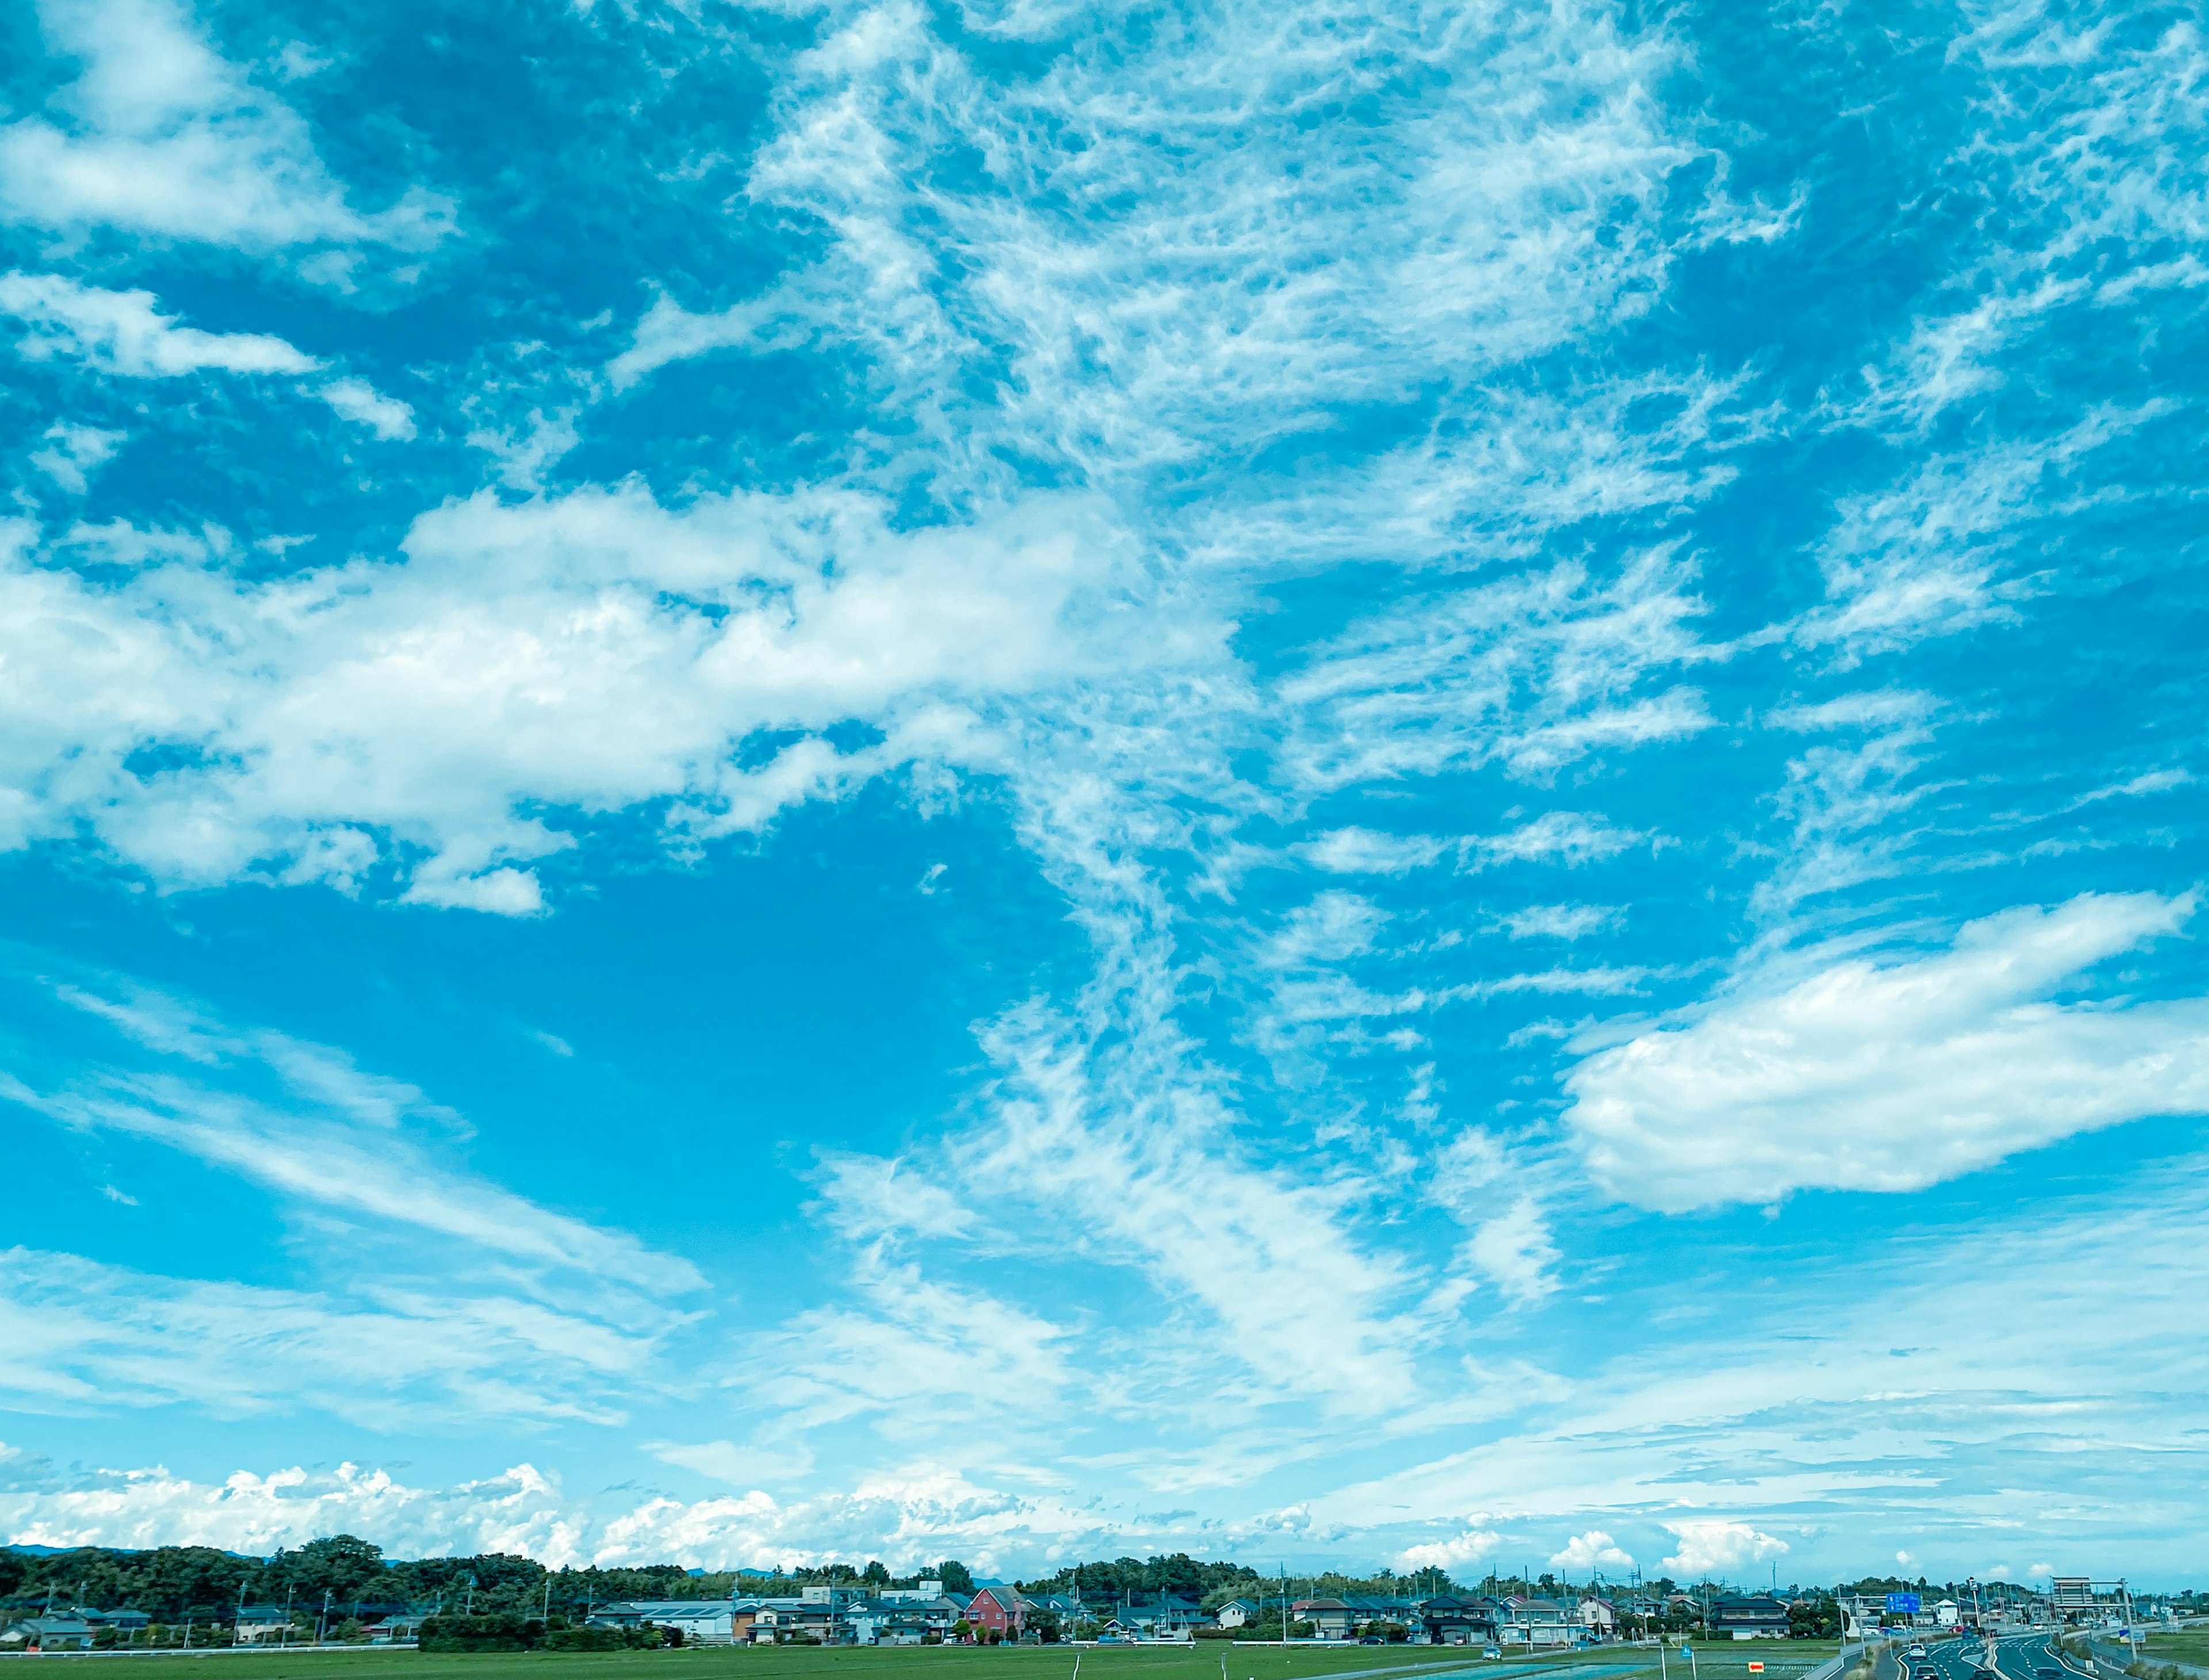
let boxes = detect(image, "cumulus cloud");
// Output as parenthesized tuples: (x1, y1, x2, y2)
(1565, 893, 2209, 1210)
(0, 1453, 1186, 1572)
(1, 271, 319, 375)
(1551, 1530, 1635, 1574)
(0, 482, 1143, 909)
(1, 274, 414, 442)
(27, 420, 123, 493)
(0, 0, 450, 256)
(1399, 1527, 1503, 1570)
(318, 376, 415, 441)
(1661, 1520, 1787, 1577)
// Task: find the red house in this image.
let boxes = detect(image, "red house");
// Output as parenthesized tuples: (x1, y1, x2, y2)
(964, 1589, 1026, 1640)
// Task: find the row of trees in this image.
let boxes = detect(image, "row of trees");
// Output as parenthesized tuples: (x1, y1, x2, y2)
(0, 1536, 2013, 1631)
(0, 1538, 978, 1624)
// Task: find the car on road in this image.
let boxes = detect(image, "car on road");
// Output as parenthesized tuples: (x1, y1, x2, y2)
(1482, 1650, 1503, 1660)
(1910, 1646, 1929, 1659)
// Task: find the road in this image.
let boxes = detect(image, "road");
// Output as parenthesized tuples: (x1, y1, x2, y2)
(1874, 1631, 2097, 1680)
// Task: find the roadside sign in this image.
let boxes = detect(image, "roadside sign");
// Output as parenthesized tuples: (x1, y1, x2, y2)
(1888, 1595, 1923, 1616)
(1749, 1663, 1765, 1672)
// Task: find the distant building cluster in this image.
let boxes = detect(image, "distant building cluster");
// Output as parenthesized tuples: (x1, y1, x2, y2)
(568, 1585, 1805, 1648)
(0, 1568, 2171, 1652)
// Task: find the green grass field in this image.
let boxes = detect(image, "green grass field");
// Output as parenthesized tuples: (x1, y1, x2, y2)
(2132, 1632, 2209, 1668)
(0, 1642, 1844, 1680)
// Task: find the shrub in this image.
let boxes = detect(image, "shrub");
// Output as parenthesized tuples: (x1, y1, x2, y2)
(542, 1627, 633, 1652)
(418, 1614, 545, 1652)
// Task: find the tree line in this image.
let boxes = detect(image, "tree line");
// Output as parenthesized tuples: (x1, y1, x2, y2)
(7, 1534, 2072, 1629)
(0, 1537, 977, 1622)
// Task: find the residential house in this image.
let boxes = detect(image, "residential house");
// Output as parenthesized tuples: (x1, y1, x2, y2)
(234, 1606, 300, 1643)
(1293, 1598, 1357, 1640)
(1345, 1596, 1422, 1634)
(1019, 1592, 1081, 1639)
(1578, 1597, 1619, 1639)
(878, 1582, 946, 1604)
(1420, 1597, 1501, 1647)
(1216, 1600, 1264, 1631)
(867, 1596, 961, 1645)
(742, 1601, 807, 1644)
(965, 1586, 1026, 1640)
(1709, 1597, 1791, 1640)
(586, 1601, 740, 1645)
(2, 1617, 95, 1651)
(1504, 1596, 1578, 1647)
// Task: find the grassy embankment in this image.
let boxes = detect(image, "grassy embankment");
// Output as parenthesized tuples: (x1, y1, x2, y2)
(2134, 1638, 2209, 1671)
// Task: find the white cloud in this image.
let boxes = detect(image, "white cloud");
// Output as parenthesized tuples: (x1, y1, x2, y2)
(747, 1256, 1075, 1436)
(2070, 768, 2192, 808)
(0, 1455, 1166, 1573)
(0, 481, 1144, 909)
(318, 376, 415, 441)
(1796, 409, 2158, 661)
(0, 0, 450, 256)
(0, 274, 412, 442)
(740, 0, 1700, 485)
(1661, 1520, 1788, 1577)
(1325, 1151, 2209, 1570)
(1497, 903, 1621, 941)
(1295, 827, 1450, 876)
(607, 292, 796, 391)
(1398, 1528, 1503, 1571)
(1281, 553, 1715, 794)
(21, 975, 702, 1296)
(1565, 892, 2209, 1210)
(28, 420, 123, 492)
(1551, 1529, 1635, 1574)
(58, 518, 229, 569)
(951, 994, 1423, 1418)
(0, 1250, 655, 1426)
(1473, 812, 1648, 869)
(1, 271, 319, 375)
(812, 1152, 974, 1243)
(1463, 1196, 1562, 1307)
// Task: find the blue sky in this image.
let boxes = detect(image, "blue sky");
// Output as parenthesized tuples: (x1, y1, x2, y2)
(1, 0, 2206, 1590)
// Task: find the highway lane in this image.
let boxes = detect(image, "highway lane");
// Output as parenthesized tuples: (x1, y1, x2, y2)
(1871, 1628, 2069, 1680)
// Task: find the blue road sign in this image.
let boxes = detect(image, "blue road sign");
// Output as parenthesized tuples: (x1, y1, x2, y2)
(1886, 1594, 1923, 1616)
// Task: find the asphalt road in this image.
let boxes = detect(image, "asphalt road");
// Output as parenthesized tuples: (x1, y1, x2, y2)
(1874, 1631, 2097, 1680)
